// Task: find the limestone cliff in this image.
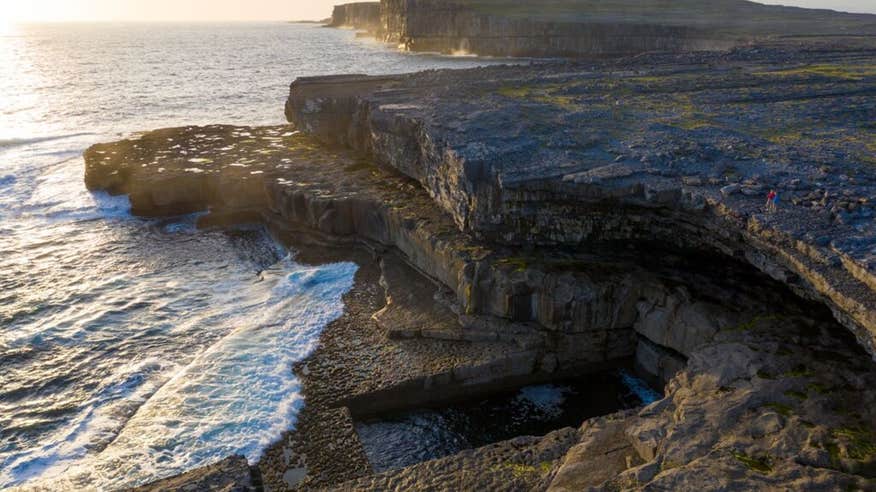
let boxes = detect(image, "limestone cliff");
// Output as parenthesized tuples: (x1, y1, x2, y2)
(84, 119, 876, 491)
(286, 40, 876, 361)
(329, 2, 381, 32)
(373, 0, 876, 57)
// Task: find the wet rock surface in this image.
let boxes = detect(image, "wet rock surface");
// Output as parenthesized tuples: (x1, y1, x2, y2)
(131, 455, 254, 492)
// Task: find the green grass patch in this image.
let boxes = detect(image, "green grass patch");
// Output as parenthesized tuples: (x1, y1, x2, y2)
(806, 382, 830, 395)
(764, 402, 794, 417)
(756, 370, 775, 380)
(832, 427, 876, 461)
(783, 364, 815, 378)
(495, 257, 529, 273)
(732, 451, 773, 474)
(755, 64, 876, 81)
(496, 84, 579, 110)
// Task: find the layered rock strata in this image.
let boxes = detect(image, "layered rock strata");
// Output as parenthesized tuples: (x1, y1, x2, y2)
(285, 40, 876, 361)
(329, 2, 381, 33)
(84, 115, 876, 489)
(373, 0, 876, 57)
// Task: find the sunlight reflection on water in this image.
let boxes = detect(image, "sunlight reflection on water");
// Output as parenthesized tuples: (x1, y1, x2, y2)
(0, 23, 509, 489)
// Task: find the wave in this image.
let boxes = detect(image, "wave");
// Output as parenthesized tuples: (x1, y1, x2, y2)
(29, 190, 133, 224)
(0, 357, 181, 489)
(0, 133, 96, 150)
(5, 259, 358, 490)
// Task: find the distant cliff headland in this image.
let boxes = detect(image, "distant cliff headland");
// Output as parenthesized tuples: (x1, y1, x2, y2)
(330, 0, 876, 57)
(328, 2, 382, 32)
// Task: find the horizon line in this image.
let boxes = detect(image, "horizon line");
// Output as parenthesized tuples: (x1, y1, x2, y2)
(7, 19, 329, 24)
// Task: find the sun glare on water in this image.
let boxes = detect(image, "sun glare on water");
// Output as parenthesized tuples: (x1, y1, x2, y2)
(0, 19, 13, 36)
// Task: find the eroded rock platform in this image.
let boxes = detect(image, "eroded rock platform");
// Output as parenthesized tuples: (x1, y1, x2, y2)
(84, 109, 876, 489)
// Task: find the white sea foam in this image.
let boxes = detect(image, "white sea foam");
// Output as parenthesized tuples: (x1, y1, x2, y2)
(6, 260, 357, 490)
(0, 22, 508, 491)
(0, 133, 95, 150)
(24, 158, 132, 222)
(0, 357, 181, 488)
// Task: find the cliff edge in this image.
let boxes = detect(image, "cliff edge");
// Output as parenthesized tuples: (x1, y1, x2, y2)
(345, 0, 876, 57)
(286, 40, 876, 361)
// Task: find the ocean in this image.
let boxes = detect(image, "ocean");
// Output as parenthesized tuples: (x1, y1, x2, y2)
(0, 22, 505, 490)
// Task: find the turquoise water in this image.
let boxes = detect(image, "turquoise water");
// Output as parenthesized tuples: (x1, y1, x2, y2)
(0, 22, 505, 490)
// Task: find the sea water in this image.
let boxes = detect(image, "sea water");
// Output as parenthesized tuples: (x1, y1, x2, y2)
(0, 22, 507, 490)
(355, 371, 662, 472)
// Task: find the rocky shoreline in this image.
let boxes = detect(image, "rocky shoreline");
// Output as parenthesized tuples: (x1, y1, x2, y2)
(84, 59, 876, 487)
(78, 9, 876, 490)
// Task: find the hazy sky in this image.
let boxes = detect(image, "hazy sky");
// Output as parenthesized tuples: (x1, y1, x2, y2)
(1, 0, 874, 22)
(2, 0, 338, 22)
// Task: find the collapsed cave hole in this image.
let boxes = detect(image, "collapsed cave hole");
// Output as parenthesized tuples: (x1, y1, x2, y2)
(352, 368, 660, 472)
(348, 237, 868, 473)
(211, 207, 865, 476)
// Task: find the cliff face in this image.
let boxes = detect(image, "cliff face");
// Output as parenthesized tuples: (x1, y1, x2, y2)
(374, 0, 876, 57)
(379, 0, 730, 56)
(329, 2, 381, 32)
(286, 41, 876, 361)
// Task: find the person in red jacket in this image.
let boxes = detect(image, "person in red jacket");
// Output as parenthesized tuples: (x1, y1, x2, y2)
(766, 190, 777, 213)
